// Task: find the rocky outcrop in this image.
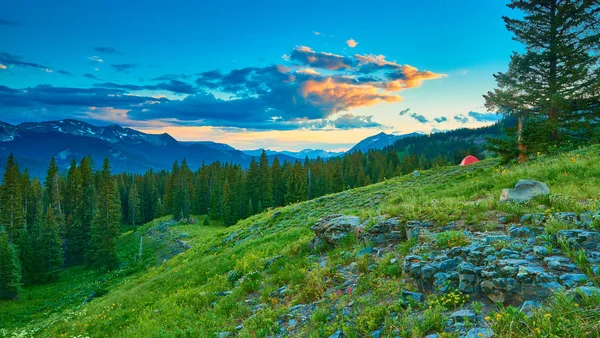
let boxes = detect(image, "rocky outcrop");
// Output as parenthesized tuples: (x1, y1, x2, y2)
(499, 179, 550, 203)
(404, 226, 600, 305)
(309, 215, 407, 250)
(309, 215, 360, 250)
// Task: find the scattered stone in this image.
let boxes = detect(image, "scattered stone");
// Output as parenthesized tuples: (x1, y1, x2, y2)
(450, 309, 476, 322)
(519, 300, 543, 317)
(401, 291, 425, 303)
(499, 179, 550, 203)
(356, 246, 374, 258)
(544, 256, 576, 272)
(329, 329, 343, 338)
(309, 215, 360, 250)
(559, 273, 589, 288)
(465, 328, 493, 338)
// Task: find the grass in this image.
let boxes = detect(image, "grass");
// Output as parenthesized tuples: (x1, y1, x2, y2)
(2, 145, 600, 337)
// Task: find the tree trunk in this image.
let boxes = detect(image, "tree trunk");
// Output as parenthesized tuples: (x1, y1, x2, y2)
(518, 114, 529, 163)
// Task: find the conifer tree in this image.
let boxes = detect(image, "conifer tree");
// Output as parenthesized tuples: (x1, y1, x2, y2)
(0, 154, 24, 243)
(88, 158, 122, 269)
(64, 159, 85, 265)
(37, 208, 64, 282)
(486, 0, 600, 160)
(258, 151, 273, 209)
(128, 181, 141, 228)
(0, 227, 21, 299)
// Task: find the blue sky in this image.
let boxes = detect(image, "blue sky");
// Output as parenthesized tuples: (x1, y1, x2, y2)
(0, 0, 519, 151)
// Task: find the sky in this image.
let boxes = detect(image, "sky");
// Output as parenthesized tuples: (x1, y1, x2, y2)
(0, 0, 520, 151)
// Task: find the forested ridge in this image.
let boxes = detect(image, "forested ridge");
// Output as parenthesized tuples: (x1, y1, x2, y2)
(0, 124, 499, 299)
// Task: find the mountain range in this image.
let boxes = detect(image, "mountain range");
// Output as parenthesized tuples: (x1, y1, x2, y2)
(0, 119, 417, 178)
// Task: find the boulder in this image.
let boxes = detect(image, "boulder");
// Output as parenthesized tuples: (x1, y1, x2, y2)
(309, 215, 360, 249)
(500, 179, 550, 203)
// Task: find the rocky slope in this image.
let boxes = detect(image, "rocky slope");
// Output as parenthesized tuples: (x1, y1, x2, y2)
(3, 146, 600, 338)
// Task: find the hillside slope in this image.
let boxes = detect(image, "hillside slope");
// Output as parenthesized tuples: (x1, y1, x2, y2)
(3, 146, 600, 337)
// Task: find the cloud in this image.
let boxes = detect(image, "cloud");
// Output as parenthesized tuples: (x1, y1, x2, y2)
(313, 31, 321, 35)
(399, 108, 411, 116)
(0, 64, 6, 70)
(94, 47, 123, 55)
(289, 46, 354, 70)
(0, 45, 445, 132)
(57, 70, 73, 76)
(301, 114, 387, 130)
(94, 80, 195, 94)
(468, 111, 500, 122)
(453, 114, 469, 124)
(111, 63, 137, 73)
(88, 56, 104, 64)
(296, 68, 321, 76)
(84, 73, 100, 80)
(0, 52, 48, 70)
(409, 113, 429, 124)
(346, 39, 358, 48)
(0, 18, 18, 26)
(151, 73, 190, 81)
(434, 116, 447, 123)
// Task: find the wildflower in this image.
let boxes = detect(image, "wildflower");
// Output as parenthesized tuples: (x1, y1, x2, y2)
(544, 313, 551, 318)
(484, 316, 491, 321)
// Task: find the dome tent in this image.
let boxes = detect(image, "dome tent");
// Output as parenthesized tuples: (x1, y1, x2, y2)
(460, 155, 480, 166)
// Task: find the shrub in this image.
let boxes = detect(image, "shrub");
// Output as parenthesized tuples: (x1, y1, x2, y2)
(435, 231, 469, 249)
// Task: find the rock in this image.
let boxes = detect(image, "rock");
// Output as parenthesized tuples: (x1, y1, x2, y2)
(537, 282, 564, 297)
(572, 286, 600, 299)
(544, 256, 576, 272)
(413, 170, 421, 178)
(401, 291, 425, 303)
(370, 328, 382, 338)
(288, 319, 297, 327)
(552, 212, 578, 224)
(519, 300, 543, 317)
(437, 257, 462, 271)
(366, 218, 406, 245)
(533, 246, 549, 257)
(356, 246, 374, 258)
(329, 329, 344, 338)
(465, 328, 494, 338)
(559, 273, 589, 287)
(520, 214, 545, 225)
(216, 332, 232, 338)
(309, 215, 360, 249)
(485, 235, 511, 244)
(499, 179, 550, 203)
(556, 230, 599, 250)
(450, 309, 476, 322)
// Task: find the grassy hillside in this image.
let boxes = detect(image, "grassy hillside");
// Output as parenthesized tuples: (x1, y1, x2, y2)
(3, 146, 600, 337)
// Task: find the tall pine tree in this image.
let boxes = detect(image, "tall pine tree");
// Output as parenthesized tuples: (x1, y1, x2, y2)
(88, 158, 122, 269)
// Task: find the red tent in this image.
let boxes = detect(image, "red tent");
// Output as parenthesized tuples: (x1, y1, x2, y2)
(460, 155, 480, 166)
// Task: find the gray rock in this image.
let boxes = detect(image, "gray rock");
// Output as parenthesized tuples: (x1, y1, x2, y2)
(329, 329, 343, 338)
(450, 309, 476, 322)
(485, 235, 511, 244)
(356, 246, 374, 258)
(413, 170, 421, 178)
(402, 291, 425, 303)
(559, 273, 589, 287)
(533, 246, 549, 257)
(500, 179, 550, 203)
(465, 328, 494, 338)
(519, 300, 543, 317)
(370, 328, 382, 338)
(544, 256, 576, 272)
(309, 215, 360, 249)
(556, 230, 599, 250)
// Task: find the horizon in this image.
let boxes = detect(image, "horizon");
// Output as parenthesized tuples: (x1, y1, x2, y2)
(1, 0, 516, 151)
